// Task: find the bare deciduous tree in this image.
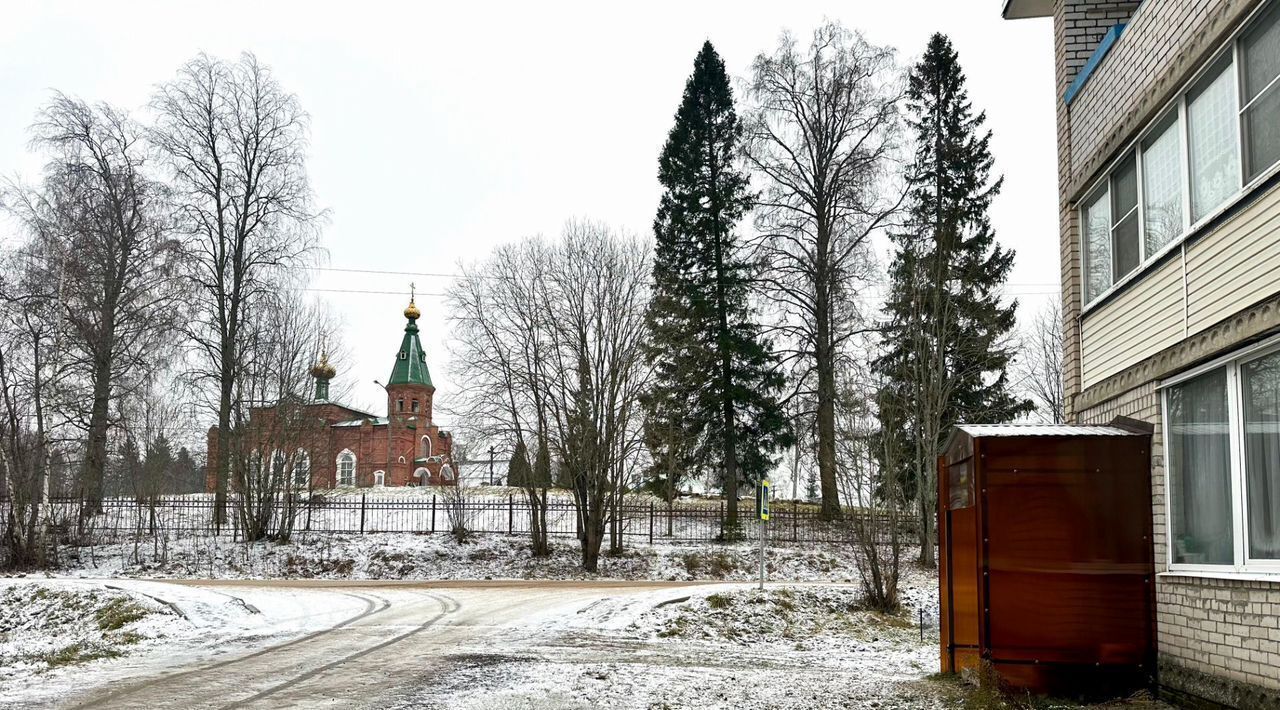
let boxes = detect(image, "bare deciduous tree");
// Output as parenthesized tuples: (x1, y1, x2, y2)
(450, 239, 559, 557)
(1016, 300, 1065, 424)
(230, 287, 336, 543)
(151, 52, 322, 525)
(743, 22, 906, 520)
(6, 95, 181, 523)
(450, 222, 650, 572)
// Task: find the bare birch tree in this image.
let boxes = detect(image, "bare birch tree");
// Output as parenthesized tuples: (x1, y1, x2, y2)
(743, 22, 906, 520)
(5, 95, 181, 522)
(151, 52, 322, 525)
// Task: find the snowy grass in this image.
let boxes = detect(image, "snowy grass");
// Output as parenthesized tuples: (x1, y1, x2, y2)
(49, 531, 875, 583)
(0, 583, 172, 682)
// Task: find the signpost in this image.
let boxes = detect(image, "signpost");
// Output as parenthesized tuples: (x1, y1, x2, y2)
(756, 479, 770, 590)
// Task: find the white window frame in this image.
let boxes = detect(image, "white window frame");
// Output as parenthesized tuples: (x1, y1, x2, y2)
(1080, 0, 1280, 312)
(373, 470, 385, 487)
(420, 435, 432, 459)
(336, 449, 356, 487)
(1161, 333, 1280, 576)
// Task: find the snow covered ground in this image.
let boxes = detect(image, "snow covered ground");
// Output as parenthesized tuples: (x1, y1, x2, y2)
(0, 577, 371, 708)
(387, 578, 945, 709)
(51, 532, 869, 583)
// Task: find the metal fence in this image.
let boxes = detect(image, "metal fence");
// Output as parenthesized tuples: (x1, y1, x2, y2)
(2, 493, 902, 546)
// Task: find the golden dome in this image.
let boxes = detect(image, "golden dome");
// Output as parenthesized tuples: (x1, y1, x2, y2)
(404, 297, 421, 321)
(310, 353, 336, 380)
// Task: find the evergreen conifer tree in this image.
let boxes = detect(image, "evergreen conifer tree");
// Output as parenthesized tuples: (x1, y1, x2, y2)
(643, 41, 790, 534)
(876, 34, 1031, 566)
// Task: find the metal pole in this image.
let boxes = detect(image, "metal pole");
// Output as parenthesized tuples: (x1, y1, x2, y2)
(758, 517, 766, 590)
(489, 446, 495, 486)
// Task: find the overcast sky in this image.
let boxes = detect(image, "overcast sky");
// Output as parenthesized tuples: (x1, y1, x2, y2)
(0, 1, 1058, 435)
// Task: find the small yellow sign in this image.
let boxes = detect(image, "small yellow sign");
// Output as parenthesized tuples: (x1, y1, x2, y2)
(759, 479, 770, 521)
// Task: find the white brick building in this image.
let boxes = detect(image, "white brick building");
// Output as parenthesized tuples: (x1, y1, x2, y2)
(1005, 0, 1280, 706)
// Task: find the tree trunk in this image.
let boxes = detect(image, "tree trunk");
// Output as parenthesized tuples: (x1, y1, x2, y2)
(214, 340, 234, 526)
(815, 221, 841, 521)
(581, 518, 603, 573)
(80, 357, 113, 522)
(711, 190, 741, 538)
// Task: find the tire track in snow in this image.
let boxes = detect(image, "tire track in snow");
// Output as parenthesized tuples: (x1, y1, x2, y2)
(69, 591, 391, 710)
(217, 591, 460, 709)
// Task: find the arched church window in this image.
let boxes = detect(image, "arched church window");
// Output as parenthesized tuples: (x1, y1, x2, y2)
(440, 464, 454, 482)
(413, 467, 428, 483)
(412, 399, 420, 413)
(336, 450, 356, 487)
(271, 450, 287, 481)
(373, 470, 385, 487)
(420, 435, 431, 459)
(293, 450, 311, 487)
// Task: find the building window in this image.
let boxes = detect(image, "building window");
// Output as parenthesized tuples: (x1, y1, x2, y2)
(1167, 369, 1234, 565)
(412, 399, 420, 413)
(337, 450, 356, 487)
(1164, 341, 1280, 571)
(1081, 2, 1280, 307)
(373, 470, 385, 487)
(1241, 352, 1280, 559)
(1083, 187, 1111, 304)
(440, 464, 454, 482)
(1187, 55, 1239, 222)
(1141, 112, 1183, 255)
(397, 399, 404, 413)
(1241, 2, 1280, 182)
(271, 450, 288, 482)
(293, 450, 311, 487)
(420, 435, 431, 459)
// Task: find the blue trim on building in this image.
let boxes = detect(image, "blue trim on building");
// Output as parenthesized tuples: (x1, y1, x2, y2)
(1064, 23, 1126, 105)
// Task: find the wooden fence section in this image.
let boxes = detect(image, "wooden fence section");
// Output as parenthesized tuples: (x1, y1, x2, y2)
(5, 494, 908, 546)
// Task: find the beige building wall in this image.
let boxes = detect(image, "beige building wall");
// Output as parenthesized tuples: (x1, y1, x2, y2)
(1045, 0, 1280, 705)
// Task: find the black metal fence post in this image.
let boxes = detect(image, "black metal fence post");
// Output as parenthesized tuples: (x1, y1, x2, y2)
(431, 494, 436, 533)
(360, 494, 367, 533)
(508, 494, 513, 535)
(648, 503, 654, 545)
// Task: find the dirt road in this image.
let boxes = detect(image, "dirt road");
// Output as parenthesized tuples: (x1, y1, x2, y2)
(59, 579, 713, 710)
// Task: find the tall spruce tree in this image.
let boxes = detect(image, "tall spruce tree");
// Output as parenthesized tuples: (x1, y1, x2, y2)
(643, 41, 790, 535)
(876, 34, 1031, 566)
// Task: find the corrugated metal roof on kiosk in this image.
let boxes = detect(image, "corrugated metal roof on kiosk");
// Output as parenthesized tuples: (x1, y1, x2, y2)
(952, 424, 1141, 438)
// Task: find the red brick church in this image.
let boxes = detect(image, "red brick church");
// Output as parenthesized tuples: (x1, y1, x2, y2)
(206, 296, 456, 490)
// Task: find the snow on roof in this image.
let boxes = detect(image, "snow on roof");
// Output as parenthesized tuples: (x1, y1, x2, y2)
(953, 423, 1139, 437)
(333, 417, 390, 427)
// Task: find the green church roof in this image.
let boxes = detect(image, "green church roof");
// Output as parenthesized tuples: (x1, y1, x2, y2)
(388, 305, 433, 387)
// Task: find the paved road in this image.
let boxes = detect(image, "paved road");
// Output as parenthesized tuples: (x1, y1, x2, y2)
(61, 579, 708, 710)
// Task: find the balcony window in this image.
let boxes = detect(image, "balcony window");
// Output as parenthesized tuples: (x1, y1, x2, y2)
(1110, 154, 1140, 281)
(1080, 1, 1280, 308)
(1141, 112, 1183, 255)
(1242, 2, 1280, 181)
(1187, 56, 1239, 222)
(1083, 187, 1111, 304)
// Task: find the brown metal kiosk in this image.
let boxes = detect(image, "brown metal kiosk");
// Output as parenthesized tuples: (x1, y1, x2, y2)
(937, 421, 1156, 697)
